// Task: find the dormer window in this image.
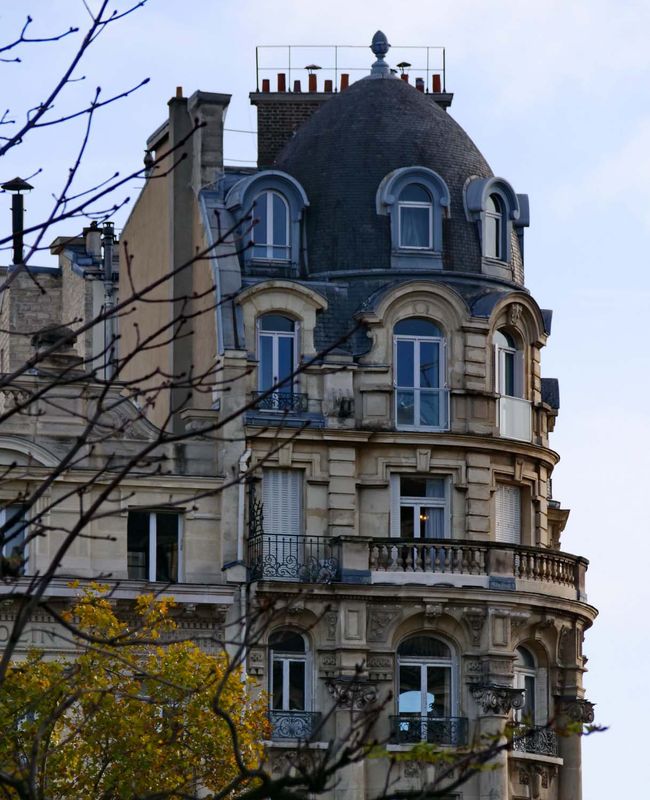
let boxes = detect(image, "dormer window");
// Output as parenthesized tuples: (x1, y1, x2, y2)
(485, 193, 504, 260)
(225, 170, 309, 273)
(398, 184, 433, 249)
(376, 167, 450, 269)
(252, 190, 290, 261)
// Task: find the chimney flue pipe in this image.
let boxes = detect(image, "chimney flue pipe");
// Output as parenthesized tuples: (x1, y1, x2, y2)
(1, 177, 33, 265)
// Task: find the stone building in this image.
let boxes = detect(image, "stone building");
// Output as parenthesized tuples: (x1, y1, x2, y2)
(1, 30, 596, 800)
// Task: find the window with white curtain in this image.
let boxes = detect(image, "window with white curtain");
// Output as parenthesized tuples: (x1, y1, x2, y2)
(252, 190, 290, 261)
(495, 484, 521, 544)
(392, 475, 449, 539)
(398, 183, 433, 249)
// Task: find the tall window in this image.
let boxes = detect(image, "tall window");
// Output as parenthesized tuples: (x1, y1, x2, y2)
(394, 476, 448, 539)
(485, 193, 504, 259)
(127, 511, 181, 582)
(394, 317, 447, 429)
(398, 184, 433, 249)
(252, 190, 290, 261)
(257, 315, 297, 410)
(270, 630, 309, 713)
(262, 469, 302, 539)
(0, 505, 27, 577)
(514, 646, 537, 724)
(495, 484, 521, 544)
(494, 329, 522, 398)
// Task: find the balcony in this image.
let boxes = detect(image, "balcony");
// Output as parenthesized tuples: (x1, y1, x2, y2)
(390, 715, 468, 746)
(269, 710, 322, 740)
(498, 396, 532, 441)
(512, 725, 558, 757)
(252, 391, 308, 414)
(248, 534, 339, 583)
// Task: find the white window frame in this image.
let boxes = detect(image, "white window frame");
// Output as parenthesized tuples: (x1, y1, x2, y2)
(252, 190, 290, 261)
(397, 638, 458, 719)
(514, 646, 538, 725)
(270, 634, 311, 712)
(485, 193, 505, 260)
(397, 189, 434, 250)
(127, 511, 183, 583)
(0, 505, 28, 575)
(495, 484, 522, 545)
(494, 330, 524, 399)
(393, 332, 447, 431)
(257, 316, 299, 400)
(390, 475, 450, 539)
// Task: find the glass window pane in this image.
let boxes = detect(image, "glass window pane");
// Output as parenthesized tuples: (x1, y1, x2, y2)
(420, 391, 440, 427)
(419, 341, 439, 388)
(259, 314, 294, 332)
(426, 666, 451, 716)
(400, 206, 430, 248)
(259, 335, 274, 390)
(396, 340, 414, 387)
(400, 183, 431, 202)
(420, 506, 444, 539)
(289, 660, 306, 710)
(277, 335, 294, 386)
(395, 318, 442, 337)
(398, 636, 451, 659)
(272, 659, 284, 709)
(485, 214, 497, 258)
(272, 245, 288, 260)
(156, 513, 178, 583)
(253, 193, 268, 244)
(504, 350, 515, 396)
(400, 477, 428, 498)
(396, 390, 415, 426)
(426, 478, 446, 498)
(127, 511, 149, 580)
(272, 193, 288, 246)
(399, 665, 422, 714)
(270, 631, 306, 652)
(524, 675, 536, 721)
(400, 506, 415, 538)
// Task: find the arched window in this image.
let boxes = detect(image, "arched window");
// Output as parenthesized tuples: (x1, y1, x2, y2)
(394, 635, 464, 745)
(398, 184, 433, 249)
(485, 193, 505, 259)
(393, 318, 447, 430)
(494, 329, 523, 398)
(257, 314, 298, 411)
(252, 190, 290, 261)
(269, 630, 317, 740)
(514, 646, 536, 724)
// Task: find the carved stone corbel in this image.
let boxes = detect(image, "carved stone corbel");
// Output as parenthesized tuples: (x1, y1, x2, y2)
(471, 684, 525, 715)
(326, 677, 378, 710)
(556, 696, 595, 724)
(462, 606, 487, 647)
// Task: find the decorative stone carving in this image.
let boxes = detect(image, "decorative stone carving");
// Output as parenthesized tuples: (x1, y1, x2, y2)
(319, 652, 337, 677)
(424, 601, 445, 620)
(248, 647, 265, 676)
(509, 303, 523, 326)
(557, 697, 595, 724)
(325, 611, 338, 640)
(326, 678, 378, 710)
(403, 760, 421, 779)
(518, 765, 557, 799)
(471, 684, 525, 715)
(367, 653, 393, 681)
(464, 658, 483, 684)
(367, 606, 400, 642)
(462, 606, 486, 647)
(416, 448, 431, 473)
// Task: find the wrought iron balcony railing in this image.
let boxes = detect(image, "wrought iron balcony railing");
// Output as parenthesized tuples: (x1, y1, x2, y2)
(252, 391, 308, 414)
(389, 715, 468, 746)
(248, 533, 340, 583)
(269, 710, 322, 740)
(512, 725, 558, 757)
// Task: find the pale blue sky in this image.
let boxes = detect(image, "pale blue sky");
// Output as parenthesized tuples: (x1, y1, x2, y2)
(3, 1, 650, 796)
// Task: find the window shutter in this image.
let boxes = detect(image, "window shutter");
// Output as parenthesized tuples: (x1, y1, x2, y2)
(390, 474, 401, 538)
(494, 343, 501, 394)
(495, 484, 521, 544)
(263, 469, 302, 537)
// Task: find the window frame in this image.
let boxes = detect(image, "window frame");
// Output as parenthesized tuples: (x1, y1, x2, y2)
(514, 646, 538, 725)
(0, 504, 28, 576)
(391, 474, 451, 539)
(494, 329, 524, 399)
(393, 320, 448, 431)
(251, 190, 291, 262)
(397, 636, 458, 719)
(127, 510, 183, 583)
(484, 193, 505, 260)
(256, 314, 299, 401)
(269, 631, 311, 713)
(397, 184, 434, 250)
(494, 483, 522, 545)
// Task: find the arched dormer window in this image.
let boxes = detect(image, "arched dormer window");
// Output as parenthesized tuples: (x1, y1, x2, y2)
(465, 177, 529, 270)
(394, 635, 465, 745)
(252, 190, 289, 261)
(376, 167, 450, 269)
(393, 317, 448, 431)
(269, 630, 317, 740)
(225, 170, 309, 273)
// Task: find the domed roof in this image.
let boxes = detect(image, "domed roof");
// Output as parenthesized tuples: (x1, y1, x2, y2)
(275, 76, 493, 273)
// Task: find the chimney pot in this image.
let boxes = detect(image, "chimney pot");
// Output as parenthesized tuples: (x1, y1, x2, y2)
(262, 78, 270, 93)
(324, 79, 333, 93)
(293, 79, 302, 93)
(308, 73, 317, 92)
(277, 73, 286, 92)
(415, 77, 424, 92)
(401, 73, 409, 83)
(340, 73, 349, 90)
(432, 74, 442, 93)
(176, 86, 183, 98)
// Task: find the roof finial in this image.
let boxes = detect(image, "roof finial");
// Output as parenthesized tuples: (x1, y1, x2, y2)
(369, 30, 394, 79)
